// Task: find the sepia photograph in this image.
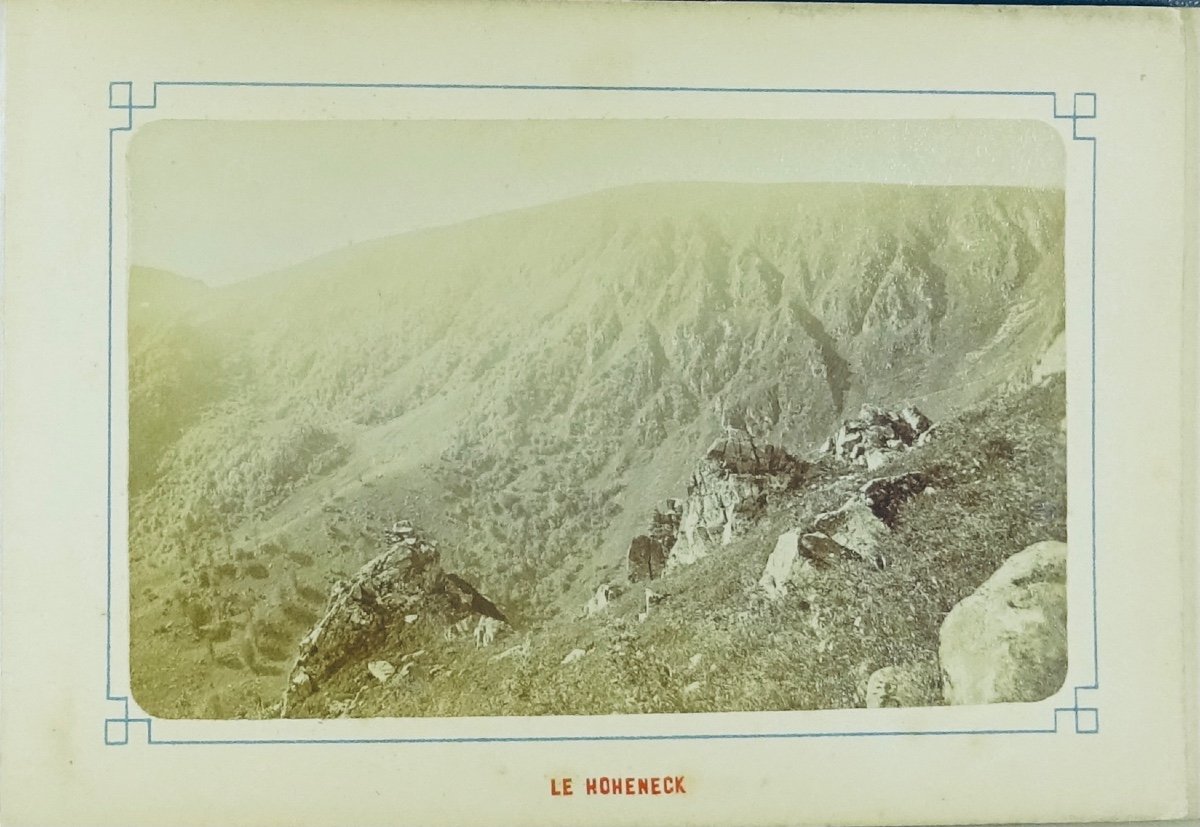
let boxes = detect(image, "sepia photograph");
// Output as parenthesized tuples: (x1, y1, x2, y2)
(127, 117, 1068, 720)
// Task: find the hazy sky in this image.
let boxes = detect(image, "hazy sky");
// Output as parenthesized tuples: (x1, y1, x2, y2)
(129, 119, 1064, 285)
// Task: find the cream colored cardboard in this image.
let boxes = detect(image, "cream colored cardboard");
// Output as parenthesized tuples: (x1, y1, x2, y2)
(2, 3, 1196, 825)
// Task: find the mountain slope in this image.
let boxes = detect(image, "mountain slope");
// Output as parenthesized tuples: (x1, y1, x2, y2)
(128, 181, 1064, 718)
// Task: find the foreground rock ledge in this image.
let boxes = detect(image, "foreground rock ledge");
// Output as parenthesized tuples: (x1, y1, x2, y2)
(938, 540, 1068, 705)
(281, 521, 505, 715)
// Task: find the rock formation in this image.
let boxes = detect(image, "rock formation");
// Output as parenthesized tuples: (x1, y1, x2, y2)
(823, 404, 934, 468)
(281, 520, 506, 715)
(759, 469, 935, 598)
(938, 540, 1068, 705)
(626, 429, 807, 579)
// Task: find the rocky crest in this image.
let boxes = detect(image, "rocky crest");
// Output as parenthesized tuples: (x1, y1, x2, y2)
(282, 520, 505, 715)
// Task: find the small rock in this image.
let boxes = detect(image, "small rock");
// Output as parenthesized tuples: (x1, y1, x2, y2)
(864, 665, 926, 708)
(490, 640, 531, 663)
(561, 648, 587, 665)
(683, 681, 702, 695)
(688, 654, 703, 670)
(582, 584, 613, 617)
(367, 660, 396, 683)
(404, 613, 419, 624)
(473, 615, 504, 647)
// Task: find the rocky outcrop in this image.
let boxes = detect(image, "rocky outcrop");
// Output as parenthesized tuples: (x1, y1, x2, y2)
(758, 523, 876, 602)
(822, 404, 934, 468)
(704, 430, 807, 478)
(759, 470, 936, 598)
(627, 430, 807, 579)
(282, 520, 506, 715)
(938, 540, 1068, 705)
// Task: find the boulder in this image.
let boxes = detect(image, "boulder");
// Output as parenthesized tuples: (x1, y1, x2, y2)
(939, 541, 1068, 705)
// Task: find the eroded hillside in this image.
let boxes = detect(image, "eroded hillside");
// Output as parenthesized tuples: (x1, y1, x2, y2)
(128, 182, 1064, 718)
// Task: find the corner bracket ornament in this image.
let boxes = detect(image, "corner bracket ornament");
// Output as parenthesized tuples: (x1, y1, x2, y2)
(1055, 685, 1100, 735)
(108, 81, 159, 132)
(1053, 91, 1098, 141)
(105, 697, 152, 746)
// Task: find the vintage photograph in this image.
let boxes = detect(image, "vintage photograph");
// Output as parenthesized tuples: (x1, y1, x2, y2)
(127, 118, 1068, 720)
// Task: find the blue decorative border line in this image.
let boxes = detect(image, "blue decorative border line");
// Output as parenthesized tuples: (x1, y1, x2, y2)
(105, 81, 1099, 745)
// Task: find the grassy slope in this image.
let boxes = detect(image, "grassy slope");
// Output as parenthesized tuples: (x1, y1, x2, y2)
(290, 376, 1065, 718)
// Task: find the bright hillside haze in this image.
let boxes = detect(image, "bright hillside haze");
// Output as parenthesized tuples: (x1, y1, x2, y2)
(127, 120, 1066, 718)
